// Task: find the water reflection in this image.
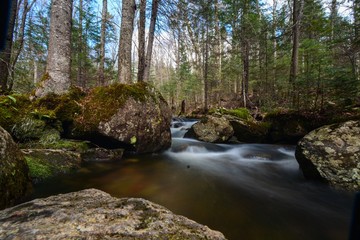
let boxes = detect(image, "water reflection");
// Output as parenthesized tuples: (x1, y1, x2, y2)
(29, 119, 354, 240)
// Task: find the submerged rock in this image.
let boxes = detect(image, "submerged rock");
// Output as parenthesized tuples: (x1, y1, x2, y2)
(0, 127, 31, 210)
(0, 189, 227, 240)
(184, 116, 234, 143)
(295, 120, 360, 191)
(81, 148, 124, 162)
(22, 149, 82, 183)
(72, 83, 172, 153)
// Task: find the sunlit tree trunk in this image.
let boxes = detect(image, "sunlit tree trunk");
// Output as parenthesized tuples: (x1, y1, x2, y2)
(35, 0, 72, 97)
(118, 0, 135, 84)
(143, 0, 159, 82)
(0, 0, 17, 94)
(98, 0, 107, 86)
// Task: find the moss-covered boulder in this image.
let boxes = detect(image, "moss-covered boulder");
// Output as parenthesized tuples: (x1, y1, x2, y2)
(0, 126, 31, 210)
(0, 189, 227, 239)
(184, 116, 234, 143)
(295, 120, 360, 191)
(22, 149, 82, 183)
(263, 111, 320, 144)
(71, 83, 171, 153)
(227, 116, 270, 143)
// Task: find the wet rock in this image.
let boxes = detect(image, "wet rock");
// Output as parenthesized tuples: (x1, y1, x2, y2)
(22, 149, 82, 183)
(0, 189, 227, 240)
(72, 83, 172, 154)
(81, 148, 124, 162)
(225, 116, 269, 143)
(0, 127, 31, 210)
(295, 120, 360, 191)
(184, 116, 234, 143)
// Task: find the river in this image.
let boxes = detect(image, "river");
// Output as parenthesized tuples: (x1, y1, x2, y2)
(29, 119, 354, 240)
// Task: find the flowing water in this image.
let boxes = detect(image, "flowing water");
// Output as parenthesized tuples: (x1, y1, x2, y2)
(29, 119, 355, 240)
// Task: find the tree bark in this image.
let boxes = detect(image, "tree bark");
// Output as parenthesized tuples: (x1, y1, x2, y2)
(289, 0, 303, 106)
(77, 0, 84, 88)
(98, 0, 107, 86)
(118, 0, 135, 84)
(241, 0, 250, 108)
(143, 0, 159, 82)
(35, 0, 72, 97)
(0, 0, 17, 94)
(137, 0, 146, 82)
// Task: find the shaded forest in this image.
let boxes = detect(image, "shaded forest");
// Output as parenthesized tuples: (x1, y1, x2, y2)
(1, 0, 359, 113)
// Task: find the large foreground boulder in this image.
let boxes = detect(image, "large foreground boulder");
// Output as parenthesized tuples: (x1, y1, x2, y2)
(72, 83, 172, 153)
(0, 189, 227, 240)
(295, 120, 360, 191)
(184, 116, 234, 143)
(0, 127, 31, 210)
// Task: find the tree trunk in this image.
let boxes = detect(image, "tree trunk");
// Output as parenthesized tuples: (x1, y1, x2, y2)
(289, 0, 303, 106)
(98, 0, 107, 86)
(9, 0, 36, 92)
(0, 0, 17, 94)
(77, 0, 84, 88)
(118, 0, 135, 84)
(354, 0, 360, 80)
(137, 0, 146, 82)
(143, 0, 159, 82)
(35, 0, 72, 97)
(241, 0, 250, 108)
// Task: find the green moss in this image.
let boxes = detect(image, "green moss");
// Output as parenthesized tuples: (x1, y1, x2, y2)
(77, 82, 158, 131)
(210, 107, 252, 120)
(25, 156, 52, 180)
(0, 94, 31, 132)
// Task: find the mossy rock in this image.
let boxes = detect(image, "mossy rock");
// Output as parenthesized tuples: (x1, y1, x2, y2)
(75, 82, 158, 132)
(71, 82, 172, 153)
(0, 94, 31, 132)
(23, 149, 82, 183)
(0, 126, 31, 210)
(210, 107, 252, 121)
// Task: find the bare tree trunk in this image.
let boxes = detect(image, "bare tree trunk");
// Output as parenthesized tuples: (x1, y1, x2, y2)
(204, 24, 209, 112)
(137, 0, 146, 82)
(241, 1, 250, 108)
(354, 0, 360, 80)
(0, 0, 17, 94)
(98, 0, 107, 86)
(143, 0, 159, 82)
(118, 0, 135, 84)
(9, 0, 36, 92)
(289, 0, 303, 106)
(77, 0, 84, 88)
(35, 0, 73, 97)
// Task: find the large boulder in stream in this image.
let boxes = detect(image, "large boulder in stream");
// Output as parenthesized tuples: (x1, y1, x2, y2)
(184, 116, 234, 143)
(71, 83, 172, 153)
(295, 120, 360, 191)
(0, 126, 31, 210)
(0, 189, 227, 240)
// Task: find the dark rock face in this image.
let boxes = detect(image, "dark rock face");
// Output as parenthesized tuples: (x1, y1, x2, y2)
(265, 113, 309, 143)
(295, 120, 360, 191)
(185, 116, 234, 143)
(22, 149, 82, 183)
(0, 189, 227, 240)
(0, 127, 31, 210)
(226, 116, 269, 143)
